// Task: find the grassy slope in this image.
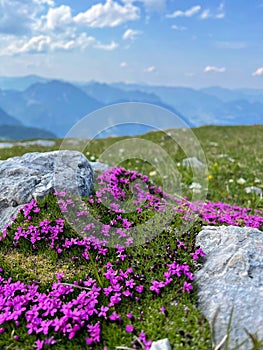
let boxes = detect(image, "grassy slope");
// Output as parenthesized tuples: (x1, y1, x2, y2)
(0, 125, 262, 349)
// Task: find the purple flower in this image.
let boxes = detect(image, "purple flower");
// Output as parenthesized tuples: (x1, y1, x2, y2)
(109, 311, 121, 322)
(183, 281, 193, 293)
(126, 325, 134, 333)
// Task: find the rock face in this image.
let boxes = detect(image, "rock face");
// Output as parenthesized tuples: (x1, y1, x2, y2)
(0, 150, 95, 232)
(89, 161, 109, 177)
(195, 225, 263, 350)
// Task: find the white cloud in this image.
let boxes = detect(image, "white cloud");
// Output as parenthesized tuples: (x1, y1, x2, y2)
(200, 9, 211, 19)
(171, 25, 187, 31)
(122, 28, 142, 40)
(252, 67, 263, 76)
(120, 62, 128, 67)
(94, 40, 118, 50)
(0, 1, 125, 55)
(200, 3, 225, 20)
(166, 5, 201, 18)
(0, 32, 96, 55)
(204, 66, 226, 73)
(6, 35, 52, 54)
(74, 0, 140, 28)
(122, 0, 165, 12)
(144, 65, 156, 73)
(0, 0, 53, 35)
(45, 5, 73, 30)
(38, 0, 54, 5)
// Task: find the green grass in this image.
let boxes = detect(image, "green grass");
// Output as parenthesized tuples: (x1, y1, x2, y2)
(0, 125, 262, 349)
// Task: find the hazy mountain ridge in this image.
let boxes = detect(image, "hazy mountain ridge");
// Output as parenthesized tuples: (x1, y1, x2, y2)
(0, 125, 56, 141)
(0, 106, 22, 126)
(113, 83, 263, 126)
(0, 80, 103, 137)
(0, 75, 262, 139)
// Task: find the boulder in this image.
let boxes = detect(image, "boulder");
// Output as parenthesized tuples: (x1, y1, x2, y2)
(150, 338, 171, 350)
(0, 150, 96, 232)
(195, 225, 263, 350)
(89, 161, 109, 177)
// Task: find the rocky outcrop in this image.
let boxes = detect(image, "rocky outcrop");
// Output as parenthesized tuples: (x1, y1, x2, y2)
(0, 150, 98, 232)
(195, 225, 263, 350)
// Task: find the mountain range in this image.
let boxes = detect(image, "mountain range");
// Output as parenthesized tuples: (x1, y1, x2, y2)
(0, 75, 262, 140)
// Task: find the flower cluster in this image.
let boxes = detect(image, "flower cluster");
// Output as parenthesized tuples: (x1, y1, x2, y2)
(0, 166, 262, 349)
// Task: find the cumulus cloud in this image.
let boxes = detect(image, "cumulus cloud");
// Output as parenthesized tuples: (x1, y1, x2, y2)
(252, 67, 263, 76)
(74, 0, 140, 28)
(144, 65, 156, 73)
(0, 0, 52, 35)
(204, 66, 226, 73)
(45, 5, 73, 30)
(200, 9, 211, 19)
(122, 28, 142, 40)
(166, 5, 201, 18)
(94, 40, 118, 50)
(200, 3, 225, 20)
(0, 33, 96, 55)
(0, 0, 128, 55)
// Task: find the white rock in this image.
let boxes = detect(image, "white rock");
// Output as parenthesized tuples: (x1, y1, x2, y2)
(0, 150, 94, 232)
(195, 225, 263, 350)
(150, 338, 171, 350)
(244, 186, 262, 197)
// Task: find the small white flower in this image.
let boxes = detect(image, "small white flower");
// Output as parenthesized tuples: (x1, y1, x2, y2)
(229, 179, 234, 183)
(149, 170, 157, 176)
(245, 187, 252, 194)
(189, 182, 202, 193)
(237, 178, 246, 185)
(254, 178, 261, 184)
(90, 155, 96, 161)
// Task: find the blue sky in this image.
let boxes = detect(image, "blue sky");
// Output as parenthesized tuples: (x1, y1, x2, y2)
(0, 0, 263, 88)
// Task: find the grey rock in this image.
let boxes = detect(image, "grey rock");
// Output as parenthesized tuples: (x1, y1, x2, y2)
(195, 225, 263, 350)
(150, 338, 171, 350)
(0, 150, 94, 232)
(182, 157, 205, 168)
(90, 161, 109, 176)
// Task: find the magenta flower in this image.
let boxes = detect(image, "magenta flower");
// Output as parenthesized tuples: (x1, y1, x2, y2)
(183, 281, 193, 293)
(126, 325, 134, 333)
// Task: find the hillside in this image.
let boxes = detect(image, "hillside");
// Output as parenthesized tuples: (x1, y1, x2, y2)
(0, 80, 103, 137)
(0, 106, 22, 126)
(0, 125, 56, 141)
